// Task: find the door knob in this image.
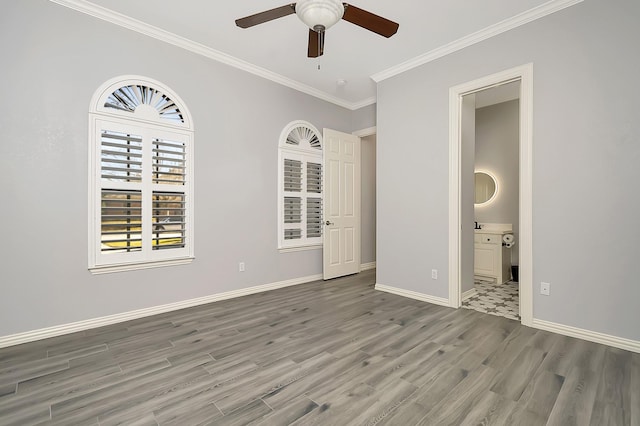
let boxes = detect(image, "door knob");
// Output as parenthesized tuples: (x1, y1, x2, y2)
(325, 220, 333, 225)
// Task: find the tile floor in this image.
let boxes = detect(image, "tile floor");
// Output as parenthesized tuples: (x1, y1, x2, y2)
(462, 277, 520, 321)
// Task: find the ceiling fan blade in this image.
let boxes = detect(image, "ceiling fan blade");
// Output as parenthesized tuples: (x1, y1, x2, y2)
(235, 4, 296, 28)
(308, 29, 325, 58)
(342, 4, 399, 38)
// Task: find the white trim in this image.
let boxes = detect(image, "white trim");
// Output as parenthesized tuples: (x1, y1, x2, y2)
(49, 0, 365, 111)
(448, 63, 534, 325)
(356, 127, 376, 277)
(371, 0, 583, 82)
(532, 319, 640, 354)
(0, 274, 323, 349)
(352, 126, 377, 137)
(278, 244, 322, 253)
(360, 261, 377, 271)
(89, 257, 194, 275)
(375, 283, 450, 308)
(461, 287, 477, 302)
(448, 83, 462, 309)
(350, 97, 377, 110)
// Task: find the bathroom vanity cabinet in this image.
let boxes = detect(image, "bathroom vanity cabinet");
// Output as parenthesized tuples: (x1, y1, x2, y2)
(474, 231, 512, 284)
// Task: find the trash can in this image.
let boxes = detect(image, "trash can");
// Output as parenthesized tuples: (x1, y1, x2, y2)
(511, 265, 519, 282)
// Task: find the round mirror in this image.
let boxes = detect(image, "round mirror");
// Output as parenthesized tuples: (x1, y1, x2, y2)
(475, 171, 498, 205)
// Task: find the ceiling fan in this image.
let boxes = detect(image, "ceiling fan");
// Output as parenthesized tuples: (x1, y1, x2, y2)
(235, 0, 399, 58)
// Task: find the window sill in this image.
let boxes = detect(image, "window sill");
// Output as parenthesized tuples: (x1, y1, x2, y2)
(89, 257, 194, 275)
(278, 244, 322, 253)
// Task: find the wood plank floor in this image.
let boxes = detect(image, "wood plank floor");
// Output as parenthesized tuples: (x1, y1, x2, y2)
(0, 270, 638, 425)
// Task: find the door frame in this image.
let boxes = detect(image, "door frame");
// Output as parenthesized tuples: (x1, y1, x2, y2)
(353, 126, 376, 272)
(448, 63, 533, 326)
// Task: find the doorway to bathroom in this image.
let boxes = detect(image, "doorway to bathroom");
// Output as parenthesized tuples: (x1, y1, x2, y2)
(463, 82, 520, 320)
(448, 64, 533, 326)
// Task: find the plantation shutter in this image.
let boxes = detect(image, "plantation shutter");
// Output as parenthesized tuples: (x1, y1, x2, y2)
(100, 189, 142, 252)
(280, 155, 323, 247)
(307, 162, 322, 193)
(307, 197, 322, 238)
(306, 161, 322, 239)
(95, 120, 191, 264)
(100, 130, 144, 253)
(152, 138, 186, 185)
(152, 137, 187, 251)
(152, 192, 186, 250)
(283, 157, 303, 242)
(101, 131, 143, 182)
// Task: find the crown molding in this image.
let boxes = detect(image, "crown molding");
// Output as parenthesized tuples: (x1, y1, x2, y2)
(50, 0, 581, 110)
(371, 0, 583, 82)
(49, 0, 371, 110)
(349, 96, 377, 110)
(353, 126, 376, 137)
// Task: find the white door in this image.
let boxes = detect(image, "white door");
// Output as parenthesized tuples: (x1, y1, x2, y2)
(323, 129, 361, 280)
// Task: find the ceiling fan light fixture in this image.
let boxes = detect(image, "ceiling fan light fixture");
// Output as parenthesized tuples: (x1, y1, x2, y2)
(296, 0, 345, 31)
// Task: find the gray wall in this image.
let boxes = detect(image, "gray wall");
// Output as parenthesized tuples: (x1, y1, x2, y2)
(0, 1, 356, 337)
(475, 99, 520, 265)
(352, 104, 376, 132)
(377, 0, 640, 340)
(361, 135, 377, 265)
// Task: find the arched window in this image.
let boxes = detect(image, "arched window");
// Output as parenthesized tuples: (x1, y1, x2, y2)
(278, 120, 323, 251)
(88, 76, 194, 273)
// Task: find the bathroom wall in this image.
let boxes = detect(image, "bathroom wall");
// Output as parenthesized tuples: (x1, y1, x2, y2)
(475, 99, 520, 265)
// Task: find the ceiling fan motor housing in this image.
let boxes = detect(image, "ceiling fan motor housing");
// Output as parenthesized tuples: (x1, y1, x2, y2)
(296, 0, 345, 31)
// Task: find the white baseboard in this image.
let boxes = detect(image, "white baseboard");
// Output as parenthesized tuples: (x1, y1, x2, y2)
(360, 261, 377, 271)
(532, 318, 640, 354)
(0, 274, 323, 349)
(9, 273, 636, 355)
(374, 283, 451, 308)
(462, 288, 477, 301)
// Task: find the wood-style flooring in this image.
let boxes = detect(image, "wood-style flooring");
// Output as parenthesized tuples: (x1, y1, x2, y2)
(0, 270, 638, 425)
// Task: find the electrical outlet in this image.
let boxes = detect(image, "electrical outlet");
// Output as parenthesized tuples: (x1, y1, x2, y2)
(239, 262, 245, 272)
(431, 269, 438, 280)
(540, 282, 550, 296)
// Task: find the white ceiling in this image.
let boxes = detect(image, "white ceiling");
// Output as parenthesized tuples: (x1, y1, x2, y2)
(64, 0, 578, 108)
